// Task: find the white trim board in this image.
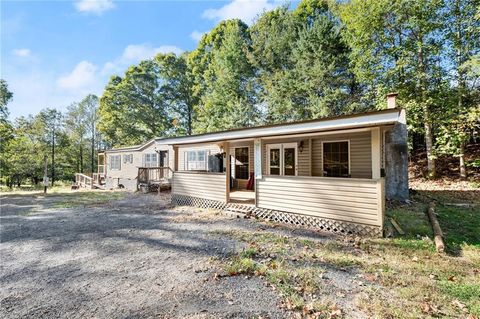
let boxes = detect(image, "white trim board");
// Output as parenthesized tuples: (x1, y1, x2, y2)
(155, 109, 402, 146)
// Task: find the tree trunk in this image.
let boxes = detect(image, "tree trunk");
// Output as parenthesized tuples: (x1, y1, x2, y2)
(418, 42, 436, 178)
(459, 143, 467, 180)
(91, 133, 95, 175)
(52, 128, 55, 186)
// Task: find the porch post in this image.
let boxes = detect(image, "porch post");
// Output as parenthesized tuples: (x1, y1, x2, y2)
(253, 138, 262, 180)
(224, 141, 230, 203)
(371, 127, 381, 179)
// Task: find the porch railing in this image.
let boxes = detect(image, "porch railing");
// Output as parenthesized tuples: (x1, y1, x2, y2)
(75, 173, 93, 189)
(92, 173, 105, 185)
(137, 167, 173, 184)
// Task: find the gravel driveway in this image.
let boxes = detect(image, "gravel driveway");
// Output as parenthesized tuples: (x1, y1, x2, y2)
(1, 191, 338, 318)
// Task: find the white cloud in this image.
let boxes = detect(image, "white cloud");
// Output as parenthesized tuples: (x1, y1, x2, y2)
(57, 61, 98, 91)
(12, 48, 31, 57)
(102, 43, 183, 75)
(202, 0, 279, 24)
(74, 0, 115, 15)
(190, 30, 206, 42)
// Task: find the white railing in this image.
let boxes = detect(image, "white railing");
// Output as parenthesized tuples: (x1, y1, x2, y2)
(75, 173, 94, 189)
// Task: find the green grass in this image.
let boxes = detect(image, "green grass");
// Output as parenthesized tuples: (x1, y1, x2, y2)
(213, 189, 480, 318)
(436, 205, 480, 253)
(50, 191, 126, 209)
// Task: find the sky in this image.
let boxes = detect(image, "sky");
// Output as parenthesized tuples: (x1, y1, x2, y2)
(1, 0, 294, 120)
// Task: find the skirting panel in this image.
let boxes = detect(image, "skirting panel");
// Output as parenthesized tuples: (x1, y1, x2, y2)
(252, 208, 382, 237)
(172, 194, 227, 210)
(171, 194, 382, 237)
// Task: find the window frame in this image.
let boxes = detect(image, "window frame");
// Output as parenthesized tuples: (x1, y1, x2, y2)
(110, 155, 121, 171)
(123, 154, 133, 164)
(184, 149, 208, 171)
(266, 143, 298, 176)
(234, 146, 250, 180)
(144, 153, 158, 168)
(321, 140, 351, 178)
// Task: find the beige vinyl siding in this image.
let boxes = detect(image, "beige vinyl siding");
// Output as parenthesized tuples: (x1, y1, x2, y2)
(177, 143, 222, 171)
(311, 131, 372, 179)
(257, 176, 384, 227)
(172, 171, 226, 202)
(105, 143, 172, 180)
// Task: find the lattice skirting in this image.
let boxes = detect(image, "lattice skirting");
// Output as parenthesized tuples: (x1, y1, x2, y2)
(172, 194, 227, 210)
(251, 208, 382, 237)
(171, 194, 382, 237)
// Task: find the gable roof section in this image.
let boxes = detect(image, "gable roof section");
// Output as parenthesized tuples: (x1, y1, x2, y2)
(156, 108, 403, 145)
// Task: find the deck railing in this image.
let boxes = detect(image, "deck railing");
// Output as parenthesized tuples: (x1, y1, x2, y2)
(137, 167, 173, 184)
(75, 173, 93, 189)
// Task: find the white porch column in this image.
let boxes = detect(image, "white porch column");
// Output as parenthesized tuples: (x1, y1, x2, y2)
(224, 141, 230, 203)
(254, 138, 262, 180)
(371, 127, 381, 179)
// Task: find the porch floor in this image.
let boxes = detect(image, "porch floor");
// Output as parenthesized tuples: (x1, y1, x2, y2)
(229, 190, 255, 205)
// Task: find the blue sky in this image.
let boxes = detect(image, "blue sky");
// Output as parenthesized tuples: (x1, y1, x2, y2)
(1, 0, 294, 120)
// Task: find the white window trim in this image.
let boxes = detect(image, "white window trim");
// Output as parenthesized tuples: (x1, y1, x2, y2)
(184, 149, 208, 171)
(110, 155, 121, 171)
(233, 146, 250, 180)
(321, 140, 351, 177)
(123, 154, 133, 164)
(144, 153, 158, 168)
(266, 143, 298, 176)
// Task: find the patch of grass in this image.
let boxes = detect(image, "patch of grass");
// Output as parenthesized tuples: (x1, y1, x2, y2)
(435, 205, 480, 253)
(225, 257, 262, 276)
(50, 190, 126, 209)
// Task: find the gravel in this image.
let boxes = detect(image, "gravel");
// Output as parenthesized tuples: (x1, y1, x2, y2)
(1, 192, 294, 318)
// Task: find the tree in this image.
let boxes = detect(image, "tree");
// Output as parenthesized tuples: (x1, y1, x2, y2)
(155, 53, 197, 135)
(38, 109, 63, 185)
(338, 0, 445, 178)
(0, 79, 13, 121)
(189, 19, 257, 133)
(65, 102, 88, 173)
(438, 0, 480, 179)
(79, 94, 99, 174)
(98, 61, 171, 147)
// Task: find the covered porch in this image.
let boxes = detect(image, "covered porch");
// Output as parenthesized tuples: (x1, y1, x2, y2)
(169, 108, 407, 236)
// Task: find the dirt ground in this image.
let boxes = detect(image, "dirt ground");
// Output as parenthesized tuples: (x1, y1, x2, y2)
(0, 191, 361, 319)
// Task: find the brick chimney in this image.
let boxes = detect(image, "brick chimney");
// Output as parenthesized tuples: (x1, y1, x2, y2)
(386, 92, 398, 109)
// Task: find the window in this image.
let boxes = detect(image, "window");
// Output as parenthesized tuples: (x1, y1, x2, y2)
(110, 155, 121, 170)
(185, 150, 207, 171)
(123, 154, 133, 164)
(234, 147, 249, 179)
(322, 141, 349, 177)
(266, 143, 297, 176)
(144, 153, 158, 167)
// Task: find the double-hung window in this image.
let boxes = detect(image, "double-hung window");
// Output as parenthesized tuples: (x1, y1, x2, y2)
(185, 150, 207, 171)
(322, 141, 350, 177)
(110, 155, 121, 170)
(123, 154, 133, 164)
(144, 153, 158, 167)
(266, 143, 297, 176)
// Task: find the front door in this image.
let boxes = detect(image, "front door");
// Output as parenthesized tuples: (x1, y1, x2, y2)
(159, 150, 168, 167)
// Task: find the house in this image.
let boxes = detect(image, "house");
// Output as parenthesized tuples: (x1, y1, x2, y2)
(100, 139, 174, 190)
(97, 94, 408, 236)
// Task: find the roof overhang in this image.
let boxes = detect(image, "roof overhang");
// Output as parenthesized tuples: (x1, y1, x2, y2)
(105, 138, 156, 153)
(156, 108, 404, 146)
